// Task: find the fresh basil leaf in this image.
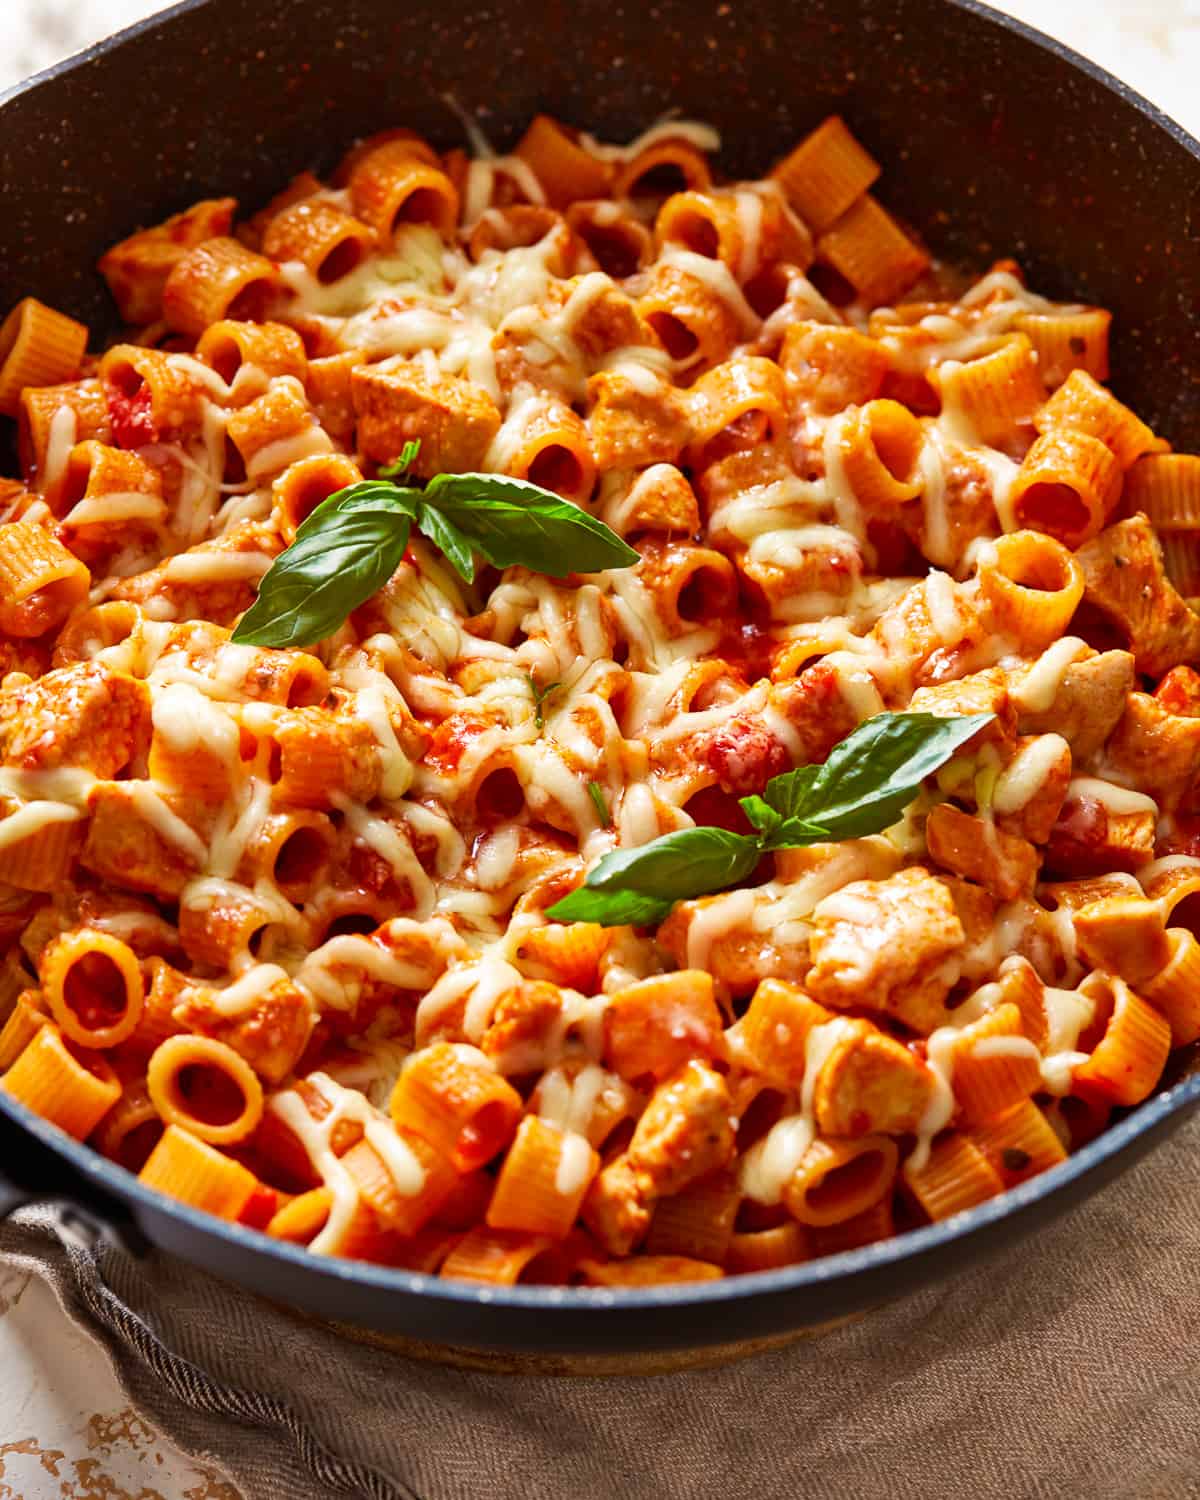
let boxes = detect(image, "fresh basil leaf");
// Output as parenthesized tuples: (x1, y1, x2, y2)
(762, 816, 832, 849)
(232, 511, 411, 648)
(546, 885, 675, 928)
(293, 481, 418, 543)
(423, 472, 639, 577)
(762, 764, 821, 821)
(588, 781, 611, 827)
(739, 794, 781, 837)
(379, 439, 422, 480)
(775, 710, 994, 841)
(545, 827, 762, 928)
(414, 501, 477, 582)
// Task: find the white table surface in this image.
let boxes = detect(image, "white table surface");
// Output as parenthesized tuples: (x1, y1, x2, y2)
(1, 2, 1199, 1496)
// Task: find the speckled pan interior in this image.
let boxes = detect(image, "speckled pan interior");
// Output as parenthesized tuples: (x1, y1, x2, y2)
(1, 0, 1200, 1358)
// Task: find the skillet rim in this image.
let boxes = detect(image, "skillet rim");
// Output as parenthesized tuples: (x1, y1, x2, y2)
(1, 0, 1200, 1315)
(4, 1069, 1200, 1310)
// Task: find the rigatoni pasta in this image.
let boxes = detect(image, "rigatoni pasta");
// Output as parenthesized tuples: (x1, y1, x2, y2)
(1, 110, 1198, 1288)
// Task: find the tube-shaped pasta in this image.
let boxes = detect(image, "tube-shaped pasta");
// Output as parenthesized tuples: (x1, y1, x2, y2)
(468, 207, 575, 265)
(0, 520, 91, 639)
(984, 957, 1049, 1049)
(603, 970, 725, 1084)
(738, 979, 831, 1087)
(771, 116, 881, 232)
(97, 197, 237, 324)
(99, 345, 205, 438)
(783, 1135, 898, 1227)
(485, 1114, 600, 1238)
(0, 299, 89, 417)
(1073, 972, 1171, 1106)
(838, 398, 924, 507)
(439, 1226, 553, 1284)
(1008, 430, 1121, 548)
(494, 398, 595, 501)
(635, 259, 741, 367)
(92, 1073, 164, 1173)
(266, 1186, 334, 1245)
(685, 356, 790, 468)
(59, 441, 165, 554)
(0, 807, 84, 895)
(724, 1221, 809, 1274)
(1138, 929, 1200, 1046)
(1015, 307, 1111, 387)
(968, 1098, 1067, 1186)
(0, 992, 48, 1070)
(18, 379, 112, 499)
(1123, 453, 1200, 531)
(390, 1041, 523, 1171)
(933, 335, 1043, 446)
(902, 1132, 1004, 1220)
(340, 1129, 459, 1235)
(816, 195, 929, 306)
(976, 530, 1085, 647)
(779, 321, 888, 414)
(632, 537, 738, 636)
(1034, 368, 1168, 469)
(264, 707, 382, 810)
(809, 1197, 895, 1257)
(566, 201, 654, 279)
(1, 1024, 120, 1139)
(305, 350, 366, 444)
(334, 128, 439, 187)
(40, 929, 144, 1050)
(655, 189, 811, 281)
(226, 382, 330, 481)
(138, 1123, 259, 1219)
(261, 200, 376, 285)
(348, 140, 459, 243)
(195, 319, 308, 390)
(514, 116, 613, 207)
(580, 1254, 723, 1286)
(0, 952, 34, 1016)
(127, 959, 188, 1058)
(1157, 534, 1200, 600)
(162, 238, 283, 338)
(644, 1169, 739, 1262)
(239, 809, 337, 901)
(178, 888, 277, 972)
(147, 1034, 264, 1145)
(951, 1002, 1043, 1126)
(613, 138, 712, 200)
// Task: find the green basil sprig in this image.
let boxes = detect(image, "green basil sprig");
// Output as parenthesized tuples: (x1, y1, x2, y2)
(546, 711, 993, 928)
(232, 446, 639, 648)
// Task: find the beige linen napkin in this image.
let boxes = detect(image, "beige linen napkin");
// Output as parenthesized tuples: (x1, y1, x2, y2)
(3, 1114, 1200, 1500)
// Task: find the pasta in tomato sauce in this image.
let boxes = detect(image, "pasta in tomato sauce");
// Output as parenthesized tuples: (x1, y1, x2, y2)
(1, 111, 1199, 1287)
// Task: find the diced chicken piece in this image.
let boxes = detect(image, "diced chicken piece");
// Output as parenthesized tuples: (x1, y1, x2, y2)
(0, 662, 149, 778)
(812, 1018, 937, 1137)
(628, 1060, 736, 1199)
(1015, 649, 1134, 760)
(1103, 692, 1200, 811)
(351, 360, 500, 473)
(1075, 516, 1200, 676)
(925, 803, 1039, 901)
(908, 667, 1016, 749)
(806, 867, 966, 1034)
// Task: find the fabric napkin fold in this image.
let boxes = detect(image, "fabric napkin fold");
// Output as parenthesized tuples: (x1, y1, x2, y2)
(4, 1114, 1200, 1500)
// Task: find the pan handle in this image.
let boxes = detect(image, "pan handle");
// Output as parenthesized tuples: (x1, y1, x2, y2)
(0, 1102, 148, 1255)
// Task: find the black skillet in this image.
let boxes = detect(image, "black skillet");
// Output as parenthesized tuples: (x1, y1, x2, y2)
(1, 0, 1198, 1359)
